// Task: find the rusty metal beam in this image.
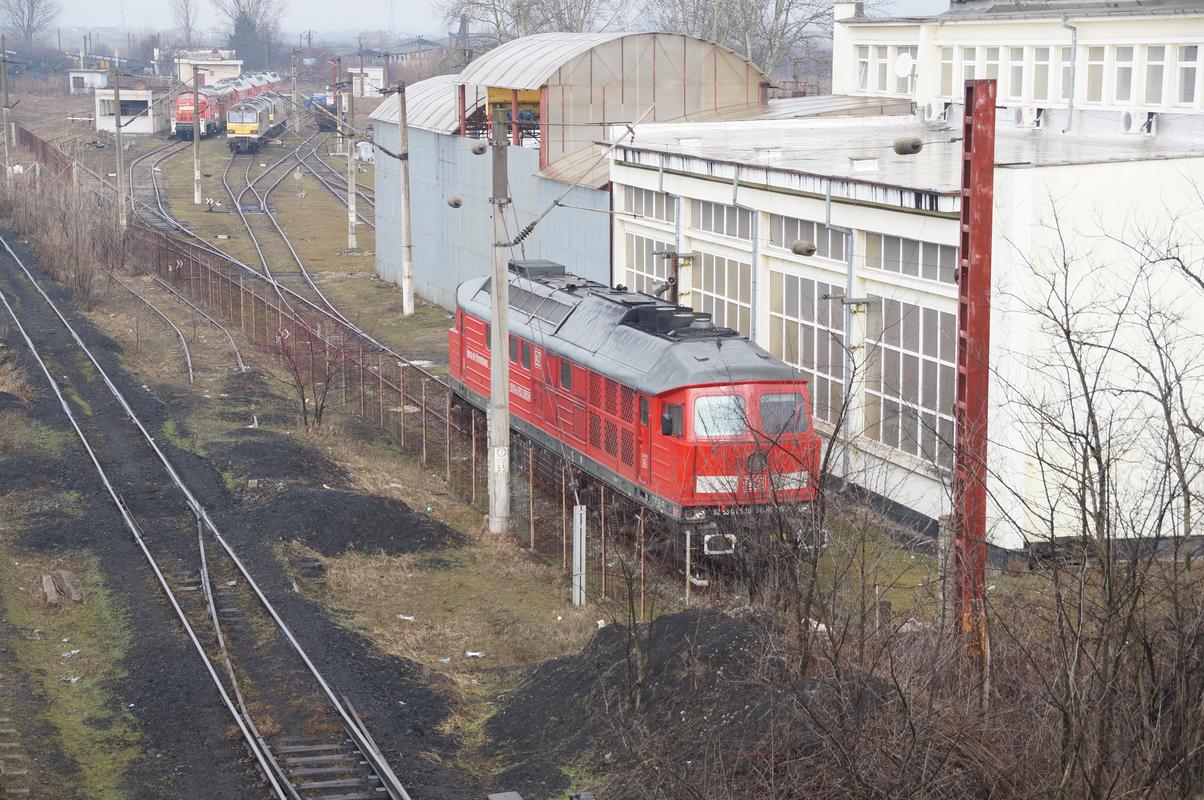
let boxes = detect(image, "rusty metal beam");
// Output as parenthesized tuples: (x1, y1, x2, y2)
(952, 79, 996, 665)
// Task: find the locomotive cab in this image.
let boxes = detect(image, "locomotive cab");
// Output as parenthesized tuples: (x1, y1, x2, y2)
(658, 382, 820, 519)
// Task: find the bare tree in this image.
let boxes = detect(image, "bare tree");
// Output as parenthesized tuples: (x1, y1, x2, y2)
(172, 0, 199, 48)
(262, 325, 342, 431)
(439, 0, 626, 43)
(0, 0, 60, 49)
(211, 0, 287, 64)
(639, 0, 835, 76)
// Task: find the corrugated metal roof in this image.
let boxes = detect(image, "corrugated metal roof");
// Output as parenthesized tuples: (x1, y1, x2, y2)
(456, 32, 629, 90)
(537, 143, 610, 188)
(369, 74, 461, 133)
(844, 0, 1204, 23)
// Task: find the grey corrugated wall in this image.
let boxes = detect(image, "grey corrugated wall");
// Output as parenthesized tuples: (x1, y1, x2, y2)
(374, 122, 612, 310)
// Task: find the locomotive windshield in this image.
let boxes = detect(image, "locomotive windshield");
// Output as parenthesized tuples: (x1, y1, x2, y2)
(759, 392, 809, 436)
(693, 395, 747, 438)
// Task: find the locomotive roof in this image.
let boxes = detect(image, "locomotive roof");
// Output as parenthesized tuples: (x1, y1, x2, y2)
(457, 260, 801, 396)
(231, 92, 281, 111)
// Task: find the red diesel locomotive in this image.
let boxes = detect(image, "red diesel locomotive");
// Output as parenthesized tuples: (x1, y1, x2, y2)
(449, 261, 822, 532)
(172, 71, 283, 140)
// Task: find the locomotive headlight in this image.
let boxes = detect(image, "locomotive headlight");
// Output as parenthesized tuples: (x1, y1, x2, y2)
(684, 508, 707, 522)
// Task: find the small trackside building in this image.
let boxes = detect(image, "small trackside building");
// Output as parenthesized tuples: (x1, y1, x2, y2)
(68, 68, 108, 94)
(94, 86, 170, 134)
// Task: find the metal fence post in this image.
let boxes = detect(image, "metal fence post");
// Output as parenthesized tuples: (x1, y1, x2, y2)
(420, 378, 428, 466)
(528, 441, 535, 549)
(600, 485, 607, 599)
(572, 504, 586, 607)
(561, 466, 568, 573)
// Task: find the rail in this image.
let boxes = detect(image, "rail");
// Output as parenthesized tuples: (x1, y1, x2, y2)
(113, 275, 195, 383)
(13, 120, 656, 608)
(0, 232, 414, 800)
(152, 276, 246, 372)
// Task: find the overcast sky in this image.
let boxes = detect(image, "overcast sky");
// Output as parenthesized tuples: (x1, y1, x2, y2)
(56, 0, 949, 45)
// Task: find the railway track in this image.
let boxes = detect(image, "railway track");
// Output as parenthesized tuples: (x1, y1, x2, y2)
(296, 140, 376, 228)
(219, 139, 359, 328)
(0, 236, 413, 800)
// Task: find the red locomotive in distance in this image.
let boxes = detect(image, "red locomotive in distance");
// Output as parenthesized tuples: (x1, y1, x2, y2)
(449, 261, 822, 537)
(172, 71, 282, 140)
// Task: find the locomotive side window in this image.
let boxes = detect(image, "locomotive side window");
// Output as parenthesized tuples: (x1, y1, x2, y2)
(560, 359, 573, 389)
(509, 337, 519, 363)
(639, 398, 648, 425)
(693, 395, 747, 438)
(661, 403, 683, 437)
(521, 342, 531, 369)
(760, 392, 809, 436)
(485, 324, 491, 347)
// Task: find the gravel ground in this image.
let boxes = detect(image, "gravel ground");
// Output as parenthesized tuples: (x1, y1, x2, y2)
(0, 231, 480, 798)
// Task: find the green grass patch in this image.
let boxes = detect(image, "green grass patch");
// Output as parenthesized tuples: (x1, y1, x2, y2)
(160, 418, 193, 452)
(0, 410, 70, 457)
(0, 549, 142, 800)
(62, 386, 93, 416)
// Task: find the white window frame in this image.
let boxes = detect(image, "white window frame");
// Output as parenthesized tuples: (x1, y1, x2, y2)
(865, 296, 957, 470)
(768, 269, 846, 425)
(940, 47, 954, 98)
(1007, 46, 1026, 101)
(895, 46, 917, 94)
(1033, 46, 1051, 102)
(1145, 44, 1166, 106)
(624, 232, 673, 297)
(1177, 44, 1200, 106)
(1059, 45, 1074, 101)
(984, 46, 1000, 81)
(1086, 45, 1105, 104)
(962, 45, 978, 86)
(857, 45, 869, 92)
(1114, 45, 1135, 104)
(692, 251, 752, 337)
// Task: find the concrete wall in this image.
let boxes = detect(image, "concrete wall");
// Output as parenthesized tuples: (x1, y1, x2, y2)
(176, 59, 243, 82)
(68, 71, 107, 94)
(374, 122, 611, 310)
(989, 156, 1204, 546)
(94, 89, 167, 134)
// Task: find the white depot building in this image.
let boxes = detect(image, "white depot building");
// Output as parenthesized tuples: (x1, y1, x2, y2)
(609, 0, 1204, 551)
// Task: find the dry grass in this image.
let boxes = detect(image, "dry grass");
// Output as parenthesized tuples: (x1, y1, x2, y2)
(0, 340, 37, 406)
(317, 538, 595, 675)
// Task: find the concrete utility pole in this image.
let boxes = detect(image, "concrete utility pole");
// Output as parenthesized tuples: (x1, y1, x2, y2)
(357, 37, 364, 96)
(1, 36, 10, 187)
(192, 64, 202, 205)
(345, 60, 356, 251)
(397, 82, 413, 316)
(487, 110, 511, 535)
(333, 56, 342, 153)
(111, 56, 127, 230)
(290, 49, 298, 133)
